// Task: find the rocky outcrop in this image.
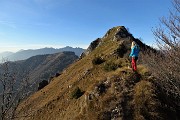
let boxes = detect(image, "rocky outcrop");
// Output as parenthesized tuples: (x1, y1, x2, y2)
(103, 26, 132, 40)
(38, 80, 49, 90)
(80, 26, 131, 58)
(80, 26, 156, 59)
(80, 38, 102, 58)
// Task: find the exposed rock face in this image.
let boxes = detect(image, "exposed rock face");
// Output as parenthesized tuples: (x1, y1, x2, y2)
(80, 38, 102, 58)
(103, 26, 132, 40)
(115, 26, 131, 38)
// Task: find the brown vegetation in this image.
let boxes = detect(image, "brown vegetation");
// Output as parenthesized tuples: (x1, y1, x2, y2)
(142, 0, 180, 116)
(12, 25, 179, 120)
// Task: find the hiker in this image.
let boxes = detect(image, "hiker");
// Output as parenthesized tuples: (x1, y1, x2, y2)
(129, 41, 140, 71)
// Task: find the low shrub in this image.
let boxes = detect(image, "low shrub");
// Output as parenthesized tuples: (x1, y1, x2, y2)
(38, 80, 49, 90)
(104, 61, 118, 72)
(129, 72, 141, 83)
(114, 44, 127, 57)
(95, 82, 107, 96)
(92, 57, 105, 65)
(71, 87, 84, 99)
(98, 111, 111, 120)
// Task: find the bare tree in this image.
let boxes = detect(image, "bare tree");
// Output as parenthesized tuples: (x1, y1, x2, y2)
(0, 61, 31, 120)
(0, 61, 16, 120)
(143, 0, 180, 107)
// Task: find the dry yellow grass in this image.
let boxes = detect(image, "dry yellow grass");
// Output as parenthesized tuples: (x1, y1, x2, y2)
(15, 27, 125, 120)
(15, 26, 172, 120)
(133, 80, 160, 120)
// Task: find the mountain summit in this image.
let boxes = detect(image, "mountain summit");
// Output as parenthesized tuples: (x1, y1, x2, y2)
(15, 26, 179, 120)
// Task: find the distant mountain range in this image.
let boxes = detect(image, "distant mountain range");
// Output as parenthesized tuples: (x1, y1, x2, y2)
(0, 51, 14, 59)
(0, 46, 85, 62)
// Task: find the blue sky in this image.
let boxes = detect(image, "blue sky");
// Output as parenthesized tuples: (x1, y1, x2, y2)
(0, 0, 172, 52)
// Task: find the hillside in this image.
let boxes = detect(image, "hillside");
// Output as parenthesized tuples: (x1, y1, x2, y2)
(15, 26, 179, 120)
(0, 52, 78, 92)
(0, 46, 84, 62)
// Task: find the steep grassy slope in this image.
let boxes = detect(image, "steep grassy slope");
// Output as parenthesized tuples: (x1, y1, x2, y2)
(15, 26, 179, 120)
